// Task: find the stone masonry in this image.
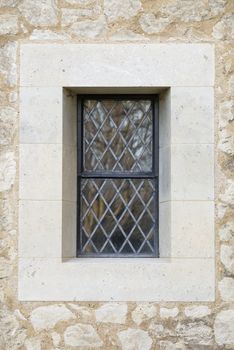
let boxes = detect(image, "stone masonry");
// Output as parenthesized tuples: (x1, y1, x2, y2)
(0, 0, 233, 349)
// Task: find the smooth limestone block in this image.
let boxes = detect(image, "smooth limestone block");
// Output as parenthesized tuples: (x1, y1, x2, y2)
(160, 201, 214, 258)
(62, 144, 77, 202)
(63, 88, 77, 146)
(19, 144, 62, 200)
(159, 146, 171, 203)
(19, 257, 215, 301)
(159, 89, 171, 148)
(171, 87, 214, 144)
(171, 144, 214, 200)
(159, 201, 171, 257)
(19, 200, 62, 258)
(20, 44, 214, 87)
(20, 87, 62, 144)
(62, 200, 77, 259)
(171, 201, 214, 258)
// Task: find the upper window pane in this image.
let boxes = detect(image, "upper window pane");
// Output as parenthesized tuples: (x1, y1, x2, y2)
(83, 99, 153, 172)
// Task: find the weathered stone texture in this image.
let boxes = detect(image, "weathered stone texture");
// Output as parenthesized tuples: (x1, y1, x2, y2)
(148, 322, 165, 337)
(218, 127, 234, 155)
(220, 244, 234, 274)
(0, 41, 17, 87)
(0, 14, 19, 35)
(24, 338, 41, 350)
(0, 151, 16, 192)
(132, 304, 157, 325)
(214, 309, 234, 346)
(95, 303, 127, 324)
(140, 14, 171, 34)
(0, 197, 15, 232)
(175, 322, 213, 345)
(104, 0, 142, 22)
(30, 305, 75, 330)
(69, 15, 106, 38)
(0, 107, 17, 146)
(184, 306, 211, 319)
(159, 341, 187, 350)
(0, 0, 19, 7)
(64, 0, 95, 4)
(160, 307, 179, 319)
(68, 304, 93, 321)
(212, 13, 234, 40)
(0, 0, 233, 349)
(0, 257, 12, 278)
(219, 277, 234, 302)
(51, 332, 60, 347)
(118, 328, 152, 350)
(61, 7, 101, 26)
(19, 0, 59, 27)
(161, 0, 227, 22)
(110, 29, 148, 42)
(30, 30, 70, 41)
(0, 307, 27, 350)
(219, 221, 234, 241)
(218, 100, 234, 129)
(220, 181, 234, 206)
(64, 324, 103, 347)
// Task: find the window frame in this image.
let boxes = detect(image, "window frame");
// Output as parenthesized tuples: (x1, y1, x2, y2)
(76, 94, 159, 258)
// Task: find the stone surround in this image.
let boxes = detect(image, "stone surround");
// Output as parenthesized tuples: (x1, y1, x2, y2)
(18, 43, 215, 302)
(0, 0, 233, 348)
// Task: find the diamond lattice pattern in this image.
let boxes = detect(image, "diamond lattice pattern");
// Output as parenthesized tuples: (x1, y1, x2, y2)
(83, 99, 153, 172)
(80, 178, 156, 255)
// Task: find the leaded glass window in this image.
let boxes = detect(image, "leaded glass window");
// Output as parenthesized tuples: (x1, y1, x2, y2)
(77, 96, 159, 257)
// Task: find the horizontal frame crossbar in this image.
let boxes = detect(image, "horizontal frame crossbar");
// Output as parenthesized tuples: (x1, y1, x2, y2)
(78, 172, 158, 179)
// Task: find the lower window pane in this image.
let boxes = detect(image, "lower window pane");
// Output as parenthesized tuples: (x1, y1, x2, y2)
(79, 178, 157, 256)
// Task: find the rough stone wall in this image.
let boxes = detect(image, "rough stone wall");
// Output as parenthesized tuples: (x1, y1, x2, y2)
(0, 0, 233, 349)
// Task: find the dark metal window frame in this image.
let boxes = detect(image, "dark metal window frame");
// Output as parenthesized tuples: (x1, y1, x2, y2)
(76, 94, 159, 258)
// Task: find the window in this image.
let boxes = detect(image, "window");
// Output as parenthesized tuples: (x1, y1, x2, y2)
(77, 95, 159, 257)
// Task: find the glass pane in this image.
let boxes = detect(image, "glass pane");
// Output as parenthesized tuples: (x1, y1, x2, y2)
(83, 99, 153, 172)
(79, 178, 157, 256)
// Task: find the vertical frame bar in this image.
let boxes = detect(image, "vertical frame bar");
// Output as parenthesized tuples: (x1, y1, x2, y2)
(76, 97, 83, 256)
(153, 95, 159, 257)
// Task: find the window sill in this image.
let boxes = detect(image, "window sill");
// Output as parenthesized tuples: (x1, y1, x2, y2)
(19, 257, 215, 301)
